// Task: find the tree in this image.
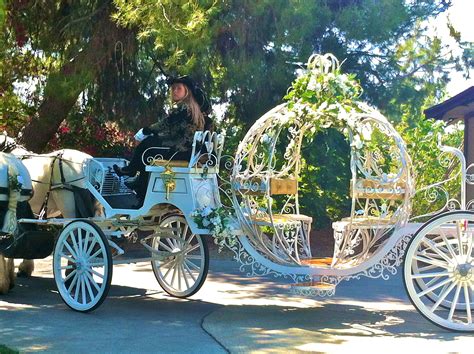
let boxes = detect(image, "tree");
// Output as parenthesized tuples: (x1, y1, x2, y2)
(2, 0, 471, 228)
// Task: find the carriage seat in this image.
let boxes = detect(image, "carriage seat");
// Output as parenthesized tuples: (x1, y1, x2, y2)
(150, 159, 190, 168)
(334, 178, 408, 230)
(241, 178, 313, 227)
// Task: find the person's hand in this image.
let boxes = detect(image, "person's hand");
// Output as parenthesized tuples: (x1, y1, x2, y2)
(142, 126, 153, 135)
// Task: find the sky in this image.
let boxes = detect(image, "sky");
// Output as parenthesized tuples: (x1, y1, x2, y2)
(429, 0, 474, 96)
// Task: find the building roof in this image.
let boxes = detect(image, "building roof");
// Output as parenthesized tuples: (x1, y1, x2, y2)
(424, 86, 474, 122)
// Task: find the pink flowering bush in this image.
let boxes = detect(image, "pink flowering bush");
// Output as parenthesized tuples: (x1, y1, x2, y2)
(48, 116, 136, 158)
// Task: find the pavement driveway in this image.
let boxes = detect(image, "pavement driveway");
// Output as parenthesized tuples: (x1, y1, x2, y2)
(1, 257, 473, 353)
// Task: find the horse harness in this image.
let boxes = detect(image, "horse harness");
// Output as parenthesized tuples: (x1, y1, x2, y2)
(34, 152, 86, 219)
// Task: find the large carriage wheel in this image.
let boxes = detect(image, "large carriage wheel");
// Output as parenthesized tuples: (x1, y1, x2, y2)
(53, 220, 112, 312)
(151, 215, 209, 298)
(403, 211, 474, 331)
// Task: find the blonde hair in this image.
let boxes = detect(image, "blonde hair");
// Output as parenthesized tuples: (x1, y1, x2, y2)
(173, 85, 205, 130)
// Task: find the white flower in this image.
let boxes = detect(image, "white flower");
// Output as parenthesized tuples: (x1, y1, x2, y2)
(360, 124, 372, 141)
(260, 133, 272, 145)
(201, 206, 213, 217)
(210, 216, 221, 225)
(202, 219, 210, 227)
(351, 135, 363, 149)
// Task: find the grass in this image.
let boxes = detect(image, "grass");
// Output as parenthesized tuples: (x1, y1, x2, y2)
(0, 345, 18, 354)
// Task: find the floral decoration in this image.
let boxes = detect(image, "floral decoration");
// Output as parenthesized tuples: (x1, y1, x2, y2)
(8, 173, 23, 192)
(191, 206, 236, 250)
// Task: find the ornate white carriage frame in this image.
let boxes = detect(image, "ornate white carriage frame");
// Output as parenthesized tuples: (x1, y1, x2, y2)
(2, 54, 473, 331)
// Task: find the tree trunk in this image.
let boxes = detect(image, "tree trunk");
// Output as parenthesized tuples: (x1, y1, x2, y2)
(20, 7, 126, 153)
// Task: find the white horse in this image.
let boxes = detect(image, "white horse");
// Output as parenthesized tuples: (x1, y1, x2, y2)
(0, 151, 34, 294)
(0, 133, 98, 284)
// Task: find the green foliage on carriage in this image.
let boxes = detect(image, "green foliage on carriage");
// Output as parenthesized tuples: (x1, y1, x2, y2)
(397, 112, 463, 220)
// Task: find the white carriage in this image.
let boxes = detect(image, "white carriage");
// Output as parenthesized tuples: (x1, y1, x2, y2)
(1, 54, 472, 333)
(6, 131, 225, 311)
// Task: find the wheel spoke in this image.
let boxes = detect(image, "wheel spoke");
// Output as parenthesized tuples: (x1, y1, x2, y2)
(185, 243, 200, 255)
(186, 254, 203, 261)
(162, 258, 177, 279)
(158, 240, 175, 253)
(448, 283, 462, 321)
(165, 237, 175, 249)
(181, 264, 191, 289)
(82, 231, 90, 255)
(185, 233, 196, 246)
(422, 239, 455, 265)
(81, 276, 87, 304)
(60, 253, 76, 264)
(464, 283, 472, 324)
(84, 275, 95, 302)
(417, 277, 453, 298)
(183, 261, 197, 282)
(77, 228, 83, 256)
(63, 241, 78, 260)
(466, 231, 474, 263)
(89, 249, 103, 260)
(160, 257, 176, 269)
(185, 259, 200, 271)
(410, 271, 451, 279)
(85, 271, 101, 292)
(413, 255, 449, 269)
(86, 238, 98, 257)
(177, 262, 182, 291)
(89, 268, 104, 279)
(74, 274, 82, 302)
(171, 261, 178, 288)
(67, 272, 79, 293)
(431, 281, 456, 312)
(182, 224, 189, 243)
(64, 269, 77, 283)
(456, 222, 464, 257)
(417, 264, 439, 273)
(69, 231, 81, 257)
(440, 229, 458, 258)
(60, 264, 75, 270)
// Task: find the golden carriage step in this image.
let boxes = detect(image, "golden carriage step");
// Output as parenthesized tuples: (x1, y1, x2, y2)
(289, 280, 337, 297)
(301, 257, 333, 268)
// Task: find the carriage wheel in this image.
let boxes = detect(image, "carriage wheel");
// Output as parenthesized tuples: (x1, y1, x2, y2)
(53, 220, 112, 312)
(151, 215, 209, 298)
(403, 211, 474, 331)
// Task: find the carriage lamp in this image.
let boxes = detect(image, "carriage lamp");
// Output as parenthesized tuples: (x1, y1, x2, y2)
(161, 166, 176, 200)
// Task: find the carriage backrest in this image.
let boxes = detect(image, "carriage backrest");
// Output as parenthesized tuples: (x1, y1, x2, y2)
(351, 178, 406, 201)
(347, 109, 413, 223)
(142, 130, 225, 171)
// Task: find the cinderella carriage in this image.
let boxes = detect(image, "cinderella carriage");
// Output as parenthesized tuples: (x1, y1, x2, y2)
(0, 54, 472, 332)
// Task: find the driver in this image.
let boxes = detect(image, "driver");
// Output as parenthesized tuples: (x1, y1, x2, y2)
(113, 76, 212, 204)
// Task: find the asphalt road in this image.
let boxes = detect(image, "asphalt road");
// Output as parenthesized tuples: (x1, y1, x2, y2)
(1, 257, 473, 353)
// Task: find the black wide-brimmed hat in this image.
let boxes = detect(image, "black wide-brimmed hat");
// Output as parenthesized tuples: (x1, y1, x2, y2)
(167, 75, 211, 114)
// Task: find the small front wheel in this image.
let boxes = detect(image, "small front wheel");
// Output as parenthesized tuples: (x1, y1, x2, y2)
(403, 211, 474, 332)
(53, 220, 112, 312)
(151, 215, 209, 298)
